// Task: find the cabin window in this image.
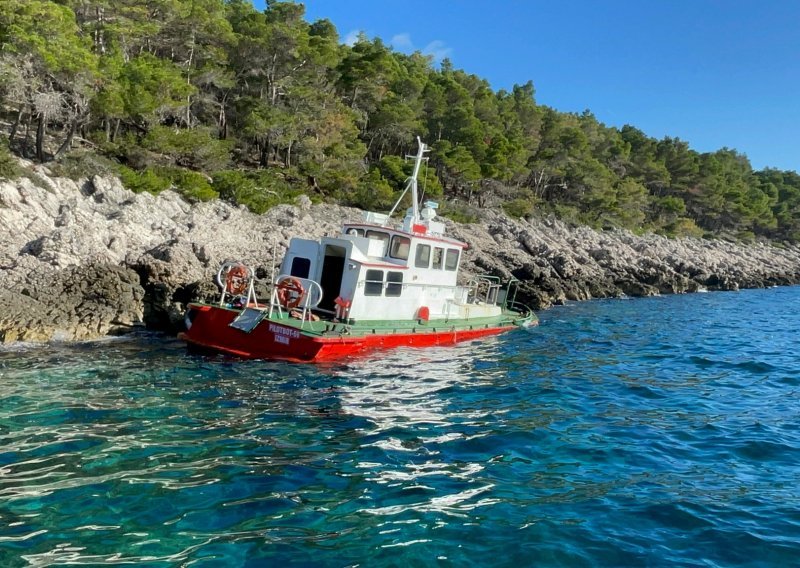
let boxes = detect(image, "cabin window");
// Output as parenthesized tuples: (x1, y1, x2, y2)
(432, 247, 444, 269)
(290, 257, 311, 278)
(445, 249, 460, 271)
(346, 227, 364, 236)
(366, 230, 389, 255)
(364, 269, 384, 296)
(390, 236, 411, 260)
(415, 244, 431, 268)
(386, 272, 403, 296)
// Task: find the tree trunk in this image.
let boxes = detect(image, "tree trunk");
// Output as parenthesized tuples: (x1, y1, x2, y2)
(35, 113, 46, 163)
(185, 95, 193, 128)
(53, 120, 77, 160)
(94, 6, 106, 54)
(112, 119, 121, 142)
(268, 55, 278, 106)
(9, 107, 23, 145)
(185, 28, 196, 127)
(218, 95, 228, 140)
(22, 114, 32, 158)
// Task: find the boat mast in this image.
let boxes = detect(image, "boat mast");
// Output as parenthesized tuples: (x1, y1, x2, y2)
(409, 136, 427, 222)
(388, 136, 428, 221)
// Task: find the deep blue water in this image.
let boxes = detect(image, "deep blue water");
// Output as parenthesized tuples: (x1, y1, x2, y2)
(2, 287, 800, 567)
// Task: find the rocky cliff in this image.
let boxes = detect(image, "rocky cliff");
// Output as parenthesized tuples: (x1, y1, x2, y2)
(2, 167, 799, 343)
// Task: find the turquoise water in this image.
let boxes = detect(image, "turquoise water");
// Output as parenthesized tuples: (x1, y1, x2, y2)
(2, 287, 800, 566)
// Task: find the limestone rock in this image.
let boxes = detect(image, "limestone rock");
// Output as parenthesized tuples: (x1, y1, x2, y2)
(2, 169, 800, 343)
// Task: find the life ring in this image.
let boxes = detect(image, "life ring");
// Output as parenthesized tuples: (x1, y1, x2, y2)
(276, 277, 305, 309)
(225, 265, 249, 296)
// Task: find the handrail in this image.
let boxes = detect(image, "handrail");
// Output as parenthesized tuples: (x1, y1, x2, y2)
(466, 275, 502, 306)
(502, 276, 522, 310)
(268, 274, 324, 329)
(216, 262, 257, 307)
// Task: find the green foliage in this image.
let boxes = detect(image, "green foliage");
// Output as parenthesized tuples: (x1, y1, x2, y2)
(348, 168, 395, 211)
(502, 189, 537, 220)
(608, 178, 648, 229)
(142, 126, 232, 170)
(107, 133, 157, 170)
(375, 154, 443, 199)
(0, 142, 21, 179)
(663, 218, 705, 238)
(213, 170, 274, 213)
(737, 230, 756, 243)
(0, 1, 97, 75)
(0, 0, 798, 240)
(502, 198, 534, 219)
(376, 155, 407, 188)
(119, 54, 194, 127)
(118, 164, 217, 202)
(117, 165, 171, 195)
(46, 151, 118, 181)
(439, 202, 479, 224)
(166, 168, 218, 202)
(213, 170, 256, 202)
(213, 169, 302, 213)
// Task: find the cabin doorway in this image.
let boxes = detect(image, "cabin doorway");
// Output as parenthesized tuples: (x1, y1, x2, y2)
(319, 245, 346, 312)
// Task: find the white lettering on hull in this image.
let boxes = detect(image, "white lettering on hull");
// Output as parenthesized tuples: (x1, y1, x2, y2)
(269, 323, 299, 345)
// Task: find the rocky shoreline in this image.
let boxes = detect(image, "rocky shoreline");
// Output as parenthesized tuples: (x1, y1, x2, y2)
(2, 168, 800, 343)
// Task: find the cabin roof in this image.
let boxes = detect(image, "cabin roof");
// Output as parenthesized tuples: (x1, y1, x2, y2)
(342, 222, 468, 249)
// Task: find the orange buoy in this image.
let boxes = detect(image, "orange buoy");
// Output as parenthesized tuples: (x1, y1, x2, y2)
(277, 277, 305, 309)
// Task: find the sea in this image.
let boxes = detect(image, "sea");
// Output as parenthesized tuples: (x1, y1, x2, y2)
(1, 286, 800, 567)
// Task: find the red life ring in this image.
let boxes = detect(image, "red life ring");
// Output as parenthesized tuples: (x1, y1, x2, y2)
(277, 277, 305, 309)
(225, 265, 249, 296)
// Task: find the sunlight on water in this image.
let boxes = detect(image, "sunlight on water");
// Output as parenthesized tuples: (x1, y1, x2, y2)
(1, 289, 800, 566)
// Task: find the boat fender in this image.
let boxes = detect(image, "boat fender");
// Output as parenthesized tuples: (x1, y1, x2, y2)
(334, 296, 352, 320)
(289, 308, 320, 321)
(417, 306, 430, 322)
(277, 277, 305, 308)
(184, 308, 199, 330)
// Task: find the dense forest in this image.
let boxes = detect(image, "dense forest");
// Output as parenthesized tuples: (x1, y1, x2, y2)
(2, 0, 800, 241)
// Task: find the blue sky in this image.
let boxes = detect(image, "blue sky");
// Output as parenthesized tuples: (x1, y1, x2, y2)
(253, 1, 800, 173)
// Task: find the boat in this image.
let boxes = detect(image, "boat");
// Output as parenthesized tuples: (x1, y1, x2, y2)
(180, 138, 536, 362)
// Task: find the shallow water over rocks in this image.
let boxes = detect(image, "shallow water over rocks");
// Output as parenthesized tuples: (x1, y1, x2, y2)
(1, 287, 799, 566)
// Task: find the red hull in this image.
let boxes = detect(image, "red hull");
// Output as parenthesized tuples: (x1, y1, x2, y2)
(182, 304, 519, 362)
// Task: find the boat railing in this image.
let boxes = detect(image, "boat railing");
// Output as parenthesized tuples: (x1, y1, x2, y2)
(216, 262, 259, 308)
(498, 277, 535, 322)
(501, 277, 522, 310)
(466, 275, 503, 306)
(268, 275, 323, 329)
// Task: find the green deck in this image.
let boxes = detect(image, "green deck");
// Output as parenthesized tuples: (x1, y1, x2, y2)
(210, 303, 535, 338)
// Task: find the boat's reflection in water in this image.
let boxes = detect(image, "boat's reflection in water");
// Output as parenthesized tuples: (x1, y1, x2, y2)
(331, 339, 507, 519)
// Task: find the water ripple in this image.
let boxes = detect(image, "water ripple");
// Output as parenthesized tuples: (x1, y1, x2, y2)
(1, 290, 800, 565)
